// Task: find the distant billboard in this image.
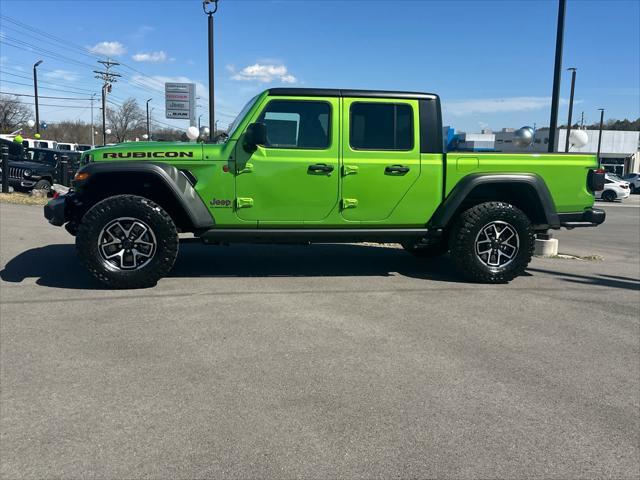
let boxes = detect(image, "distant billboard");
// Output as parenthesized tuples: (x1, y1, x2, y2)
(165, 83, 196, 121)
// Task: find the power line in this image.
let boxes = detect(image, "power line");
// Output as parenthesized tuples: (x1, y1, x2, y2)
(0, 91, 93, 100)
(0, 37, 95, 70)
(8, 99, 93, 109)
(0, 16, 101, 61)
(0, 78, 96, 96)
(0, 70, 97, 93)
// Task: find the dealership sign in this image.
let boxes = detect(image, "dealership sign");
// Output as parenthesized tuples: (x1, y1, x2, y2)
(165, 83, 196, 120)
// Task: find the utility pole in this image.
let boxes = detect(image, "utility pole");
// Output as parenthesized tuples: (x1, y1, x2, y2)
(146, 98, 152, 140)
(548, 0, 566, 153)
(564, 67, 577, 152)
(597, 108, 605, 168)
(203, 0, 219, 142)
(33, 60, 43, 135)
(94, 59, 121, 146)
(90, 93, 96, 147)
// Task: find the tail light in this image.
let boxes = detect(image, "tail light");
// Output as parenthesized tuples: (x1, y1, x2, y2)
(620, 184, 629, 189)
(588, 168, 605, 192)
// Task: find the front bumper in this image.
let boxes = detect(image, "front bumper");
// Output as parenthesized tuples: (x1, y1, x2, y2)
(44, 196, 68, 226)
(0, 177, 36, 189)
(558, 208, 606, 229)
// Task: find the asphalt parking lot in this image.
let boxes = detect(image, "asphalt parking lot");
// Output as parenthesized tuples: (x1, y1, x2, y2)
(1, 196, 638, 479)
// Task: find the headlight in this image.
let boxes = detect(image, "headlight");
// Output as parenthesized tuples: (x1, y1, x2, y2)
(23, 169, 32, 177)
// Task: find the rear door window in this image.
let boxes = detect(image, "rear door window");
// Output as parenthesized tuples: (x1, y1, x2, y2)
(350, 103, 413, 151)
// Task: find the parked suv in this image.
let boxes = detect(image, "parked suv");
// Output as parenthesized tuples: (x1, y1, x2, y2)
(622, 173, 639, 193)
(5, 147, 81, 193)
(45, 88, 606, 288)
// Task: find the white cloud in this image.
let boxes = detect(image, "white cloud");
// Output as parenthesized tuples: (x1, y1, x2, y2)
(229, 63, 297, 84)
(132, 51, 168, 63)
(88, 41, 126, 56)
(44, 69, 79, 82)
(445, 96, 573, 116)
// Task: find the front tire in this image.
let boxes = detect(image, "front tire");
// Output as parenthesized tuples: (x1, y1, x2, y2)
(449, 202, 534, 283)
(34, 179, 51, 192)
(76, 195, 178, 289)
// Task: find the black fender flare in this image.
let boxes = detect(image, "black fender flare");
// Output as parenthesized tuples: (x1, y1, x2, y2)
(74, 161, 214, 229)
(428, 173, 560, 229)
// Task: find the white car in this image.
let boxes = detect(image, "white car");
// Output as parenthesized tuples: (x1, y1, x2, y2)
(596, 174, 630, 202)
(622, 173, 640, 193)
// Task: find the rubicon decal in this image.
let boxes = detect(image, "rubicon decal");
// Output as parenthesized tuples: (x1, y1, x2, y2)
(102, 151, 194, 159)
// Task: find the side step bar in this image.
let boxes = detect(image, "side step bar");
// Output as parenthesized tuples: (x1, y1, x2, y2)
(198, 228, 438, 244)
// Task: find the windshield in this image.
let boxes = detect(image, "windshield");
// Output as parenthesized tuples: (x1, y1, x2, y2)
(227, 95, 259, 139)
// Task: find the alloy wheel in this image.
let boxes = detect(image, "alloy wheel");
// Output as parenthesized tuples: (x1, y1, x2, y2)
(98, 217, 157, 271)
(474, 220, 520, 269)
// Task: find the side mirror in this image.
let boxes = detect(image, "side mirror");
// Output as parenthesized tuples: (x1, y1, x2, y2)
(244, 122, 267, 152)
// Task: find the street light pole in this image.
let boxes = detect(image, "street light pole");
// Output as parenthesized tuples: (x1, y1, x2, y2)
(564, 67, 577, 152)
(597, 108, 605, 167)
(33, 60, 43, 135)
(548, 0, 566, 153)
(90, 93, 96, 147)
(198, 114, 203, 130)
(203, 0, 219, 142)
(146, 98, 152, 140)
(101, 85, 107, 146)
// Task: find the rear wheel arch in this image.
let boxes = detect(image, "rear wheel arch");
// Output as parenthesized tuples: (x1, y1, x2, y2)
(429, 174, 559, 231)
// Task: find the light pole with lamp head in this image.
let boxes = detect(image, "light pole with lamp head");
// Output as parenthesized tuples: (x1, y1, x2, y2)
(564, 67, 577, 152)
(548, 0, 566, 152)
(203, 0, 219, 142)
(597, 108, 605, 167)
(33, 60, 43, 135)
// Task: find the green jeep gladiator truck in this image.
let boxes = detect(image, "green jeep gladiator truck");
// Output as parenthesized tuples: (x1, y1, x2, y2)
(44, 88, 606, 288)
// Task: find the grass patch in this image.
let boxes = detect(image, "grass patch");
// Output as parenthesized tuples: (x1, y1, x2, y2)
(0, 192, 49, 206)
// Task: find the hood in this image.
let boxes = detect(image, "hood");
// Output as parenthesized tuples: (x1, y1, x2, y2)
(91, 142, 221, 162)
(7, 160, 52, 170)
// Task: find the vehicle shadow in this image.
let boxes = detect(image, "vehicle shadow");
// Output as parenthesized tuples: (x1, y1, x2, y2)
(0, 242, 466, 290)
(527, 268, 640, 291)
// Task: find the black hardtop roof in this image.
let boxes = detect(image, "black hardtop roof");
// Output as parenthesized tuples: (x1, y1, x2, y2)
(267, 88, 438, 101)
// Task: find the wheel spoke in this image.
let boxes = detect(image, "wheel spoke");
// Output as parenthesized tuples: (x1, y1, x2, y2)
(98, 217, 157, 271)
(474, 221, 520, 269)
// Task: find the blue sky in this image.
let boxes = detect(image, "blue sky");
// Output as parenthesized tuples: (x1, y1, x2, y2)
(1, 0, 638, 133)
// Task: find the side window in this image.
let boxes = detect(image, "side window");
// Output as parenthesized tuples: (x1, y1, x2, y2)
(257, 100, 331, 149)
(350, 103, 413, 151)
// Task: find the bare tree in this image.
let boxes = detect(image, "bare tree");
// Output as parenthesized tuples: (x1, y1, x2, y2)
(0, 95, 33, 133)
(106, 98, 145, 142)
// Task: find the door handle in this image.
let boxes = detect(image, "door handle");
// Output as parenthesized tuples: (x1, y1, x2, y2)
(385, 165, 410, 175)
(308, 163, 334, 174)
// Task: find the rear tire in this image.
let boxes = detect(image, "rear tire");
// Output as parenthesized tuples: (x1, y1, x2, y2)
(76, 195, 178, 289)
(449, 202, 534, 283)
(602, 190, 616, 202)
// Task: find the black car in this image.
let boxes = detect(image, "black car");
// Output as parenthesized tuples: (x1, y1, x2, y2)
(1, 141, 81, 192)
